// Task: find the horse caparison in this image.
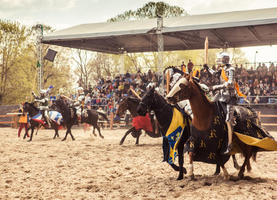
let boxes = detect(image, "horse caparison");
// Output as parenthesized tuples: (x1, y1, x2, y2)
(116, 97, 161, 145)
(23, 102, 61, 142)
(166, 75, 258, 180)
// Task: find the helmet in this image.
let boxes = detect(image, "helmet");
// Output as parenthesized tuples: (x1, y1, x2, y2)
(40, 89, 47, 97)
(77, 87, 84, 92)
(216, 52, 230, 65)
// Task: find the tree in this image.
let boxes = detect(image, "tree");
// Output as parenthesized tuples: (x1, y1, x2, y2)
(0, 20, 30, 104)
(109, 1, 188, 22)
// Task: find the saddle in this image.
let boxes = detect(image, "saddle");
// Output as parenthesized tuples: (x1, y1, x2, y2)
(215, 101, 260, 126)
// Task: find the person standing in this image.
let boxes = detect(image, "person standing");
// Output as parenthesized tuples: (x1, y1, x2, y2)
(17, 104, 29, 138)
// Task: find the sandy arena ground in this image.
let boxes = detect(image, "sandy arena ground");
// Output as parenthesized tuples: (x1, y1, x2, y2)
(0, 127, 277, 200)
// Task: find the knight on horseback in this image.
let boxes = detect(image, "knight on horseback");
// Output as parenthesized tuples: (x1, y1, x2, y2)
(32, 86, 53, 127)
(73, 87, 87, 122)
(204, 52, 237, 154)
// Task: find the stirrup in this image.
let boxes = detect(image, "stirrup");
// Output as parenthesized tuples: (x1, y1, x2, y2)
(222, 144, 232, 155)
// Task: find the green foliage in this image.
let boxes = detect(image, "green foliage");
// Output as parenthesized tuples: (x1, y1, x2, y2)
(108, 1, 187, 22)
(0, 20, 73, 105)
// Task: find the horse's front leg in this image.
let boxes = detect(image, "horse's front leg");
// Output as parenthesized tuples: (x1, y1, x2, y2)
(96, 125, 104, 139)
(188, 152, 195, 180)
(69, 128, 75, 141)
(177, 141, 186, 180)
(119, 127, 135, 145)
(214, 164, 221, 175)
(62, 129, 68, 141)
(28, 128, 35, 142)
(135, 130, 142, 145)
(220, 164, 230, 180)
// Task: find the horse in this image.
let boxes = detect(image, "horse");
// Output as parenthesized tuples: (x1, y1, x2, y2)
(52, 98, 77, 141)
(137, 87, 191, 180)
(116, 96, 161, 145)
(80, 107, 110, 138)
(165, 75, 271, 180)
(23, 102, 63, 142)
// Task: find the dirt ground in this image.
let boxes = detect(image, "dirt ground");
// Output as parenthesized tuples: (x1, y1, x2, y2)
(0, 127, 277, 200)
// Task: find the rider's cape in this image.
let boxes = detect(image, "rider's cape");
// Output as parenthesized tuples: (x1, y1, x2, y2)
(162, 107, 188, 164)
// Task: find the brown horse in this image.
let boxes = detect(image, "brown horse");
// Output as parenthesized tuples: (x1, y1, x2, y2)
(116, 97, 161, 145)
(166, 75, 259, 180)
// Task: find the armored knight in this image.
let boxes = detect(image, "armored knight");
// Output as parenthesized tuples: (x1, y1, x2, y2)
(32, 86, 53, 127)
(204, 52, 237, 154)
(73, 87, 86, 119)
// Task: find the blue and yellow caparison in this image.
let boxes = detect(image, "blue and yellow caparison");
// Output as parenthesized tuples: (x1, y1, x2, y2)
(163, 107, 187, 164)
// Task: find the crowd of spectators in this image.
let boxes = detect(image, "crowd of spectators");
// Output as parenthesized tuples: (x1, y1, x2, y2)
(200, 62, 277, 104)
(78, 61, 277, 114)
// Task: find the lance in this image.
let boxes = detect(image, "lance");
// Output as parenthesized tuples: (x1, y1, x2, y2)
(6, 113, 23, 115)
(204, 36, 209, 64)
(130, 88, 142, 100)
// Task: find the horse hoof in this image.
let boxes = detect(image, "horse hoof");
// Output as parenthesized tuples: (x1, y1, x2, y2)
(119, 141, 123, 145)
(100, 136, 104, 139)
(72, 138, 75, 141)
(183, 168, 187, 174)
(27, 140, 32, 142)
(238, 173, 244, 179)
(213, 172, 220, 176)
(177, 175, 183, 180)
(61, 138, 66, 141)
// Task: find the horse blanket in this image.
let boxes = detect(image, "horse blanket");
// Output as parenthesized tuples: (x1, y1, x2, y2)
(132, 113, 153, 132)
(32, 111, 63, 125)
(162, 108, 187, 164)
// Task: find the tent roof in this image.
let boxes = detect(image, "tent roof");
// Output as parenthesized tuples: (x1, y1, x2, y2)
(42, 7, 277, 54)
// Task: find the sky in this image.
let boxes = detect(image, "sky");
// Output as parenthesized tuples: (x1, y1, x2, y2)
(1, 0, 277, 64)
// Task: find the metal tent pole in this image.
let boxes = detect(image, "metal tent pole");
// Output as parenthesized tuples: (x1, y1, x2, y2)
(157, 16, 164, 95)
(36, 24, 43, 91)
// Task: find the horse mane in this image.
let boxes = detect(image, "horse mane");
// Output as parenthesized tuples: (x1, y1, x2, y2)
(191, 79, 213, 105)
(28, 102, 39, 111)
(127, 96, 140, 104)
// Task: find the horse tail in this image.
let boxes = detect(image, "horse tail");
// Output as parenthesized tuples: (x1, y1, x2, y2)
(97, 111, 109, 122)
(251, 150, 257, 162)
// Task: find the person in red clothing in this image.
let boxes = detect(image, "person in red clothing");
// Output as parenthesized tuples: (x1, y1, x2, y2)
(17, 104, 29, 138)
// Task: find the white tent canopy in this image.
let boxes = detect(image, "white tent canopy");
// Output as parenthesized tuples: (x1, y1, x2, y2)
(42, 7, 277, 54)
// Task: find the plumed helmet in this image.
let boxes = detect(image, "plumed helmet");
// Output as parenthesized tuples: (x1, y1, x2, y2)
(216, 52, 230, 65)
(40, 89, 47, 94)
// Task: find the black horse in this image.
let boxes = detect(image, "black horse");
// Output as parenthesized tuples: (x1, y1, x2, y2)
(116, 97, 161, 145)
(52, 99, 77, 141)
(137, 88, 190, 180)
(23, 102, 62, 142)
(80, 107, 110, 138)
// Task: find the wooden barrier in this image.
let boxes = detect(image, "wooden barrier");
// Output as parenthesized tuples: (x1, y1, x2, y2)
(258, 112, 277, 127)
(0, 114, 17, 128)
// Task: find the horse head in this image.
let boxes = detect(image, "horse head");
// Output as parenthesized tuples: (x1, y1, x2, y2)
(116, 97, 128, 117)
(166, 75, 192, 104)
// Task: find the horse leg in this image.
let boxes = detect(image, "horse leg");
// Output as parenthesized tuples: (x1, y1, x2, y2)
(238, 147, 252, 179)
(120, 127, 135, 145)
(92, 126, 97, 137)
(246, 158, 252, 172)
(53, 127, 58, 139)
(232, 155, 240, 170)
(62, 129, 68, 141)
(188, 152, 195, 180)
(214, 164, 221, 175)
(28, 128, 35, 142)
(176, 139, 186, 180)
(135, 130, 142, 145)
(69, 129, 75, 141)
(221, 165, 230, 180)
(96, 125, 104, 139)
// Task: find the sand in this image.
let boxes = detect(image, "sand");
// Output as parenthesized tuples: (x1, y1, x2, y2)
(0, 127, 277, 200)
